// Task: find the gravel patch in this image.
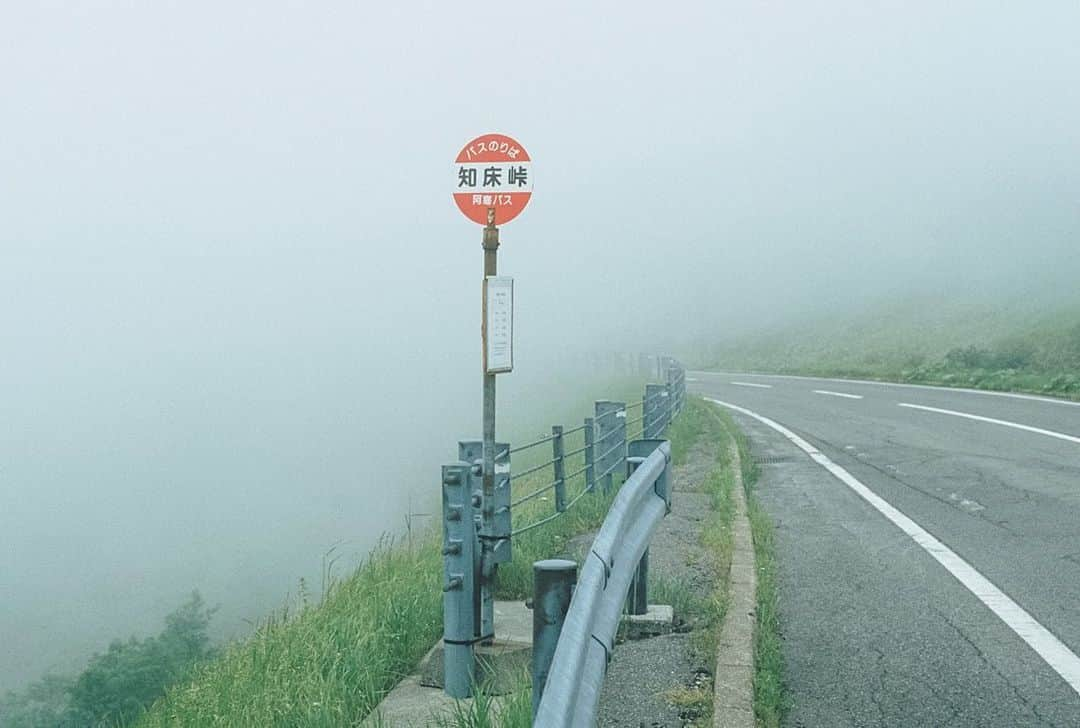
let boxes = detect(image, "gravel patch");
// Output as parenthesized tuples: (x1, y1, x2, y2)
(593, 438, 722, 727)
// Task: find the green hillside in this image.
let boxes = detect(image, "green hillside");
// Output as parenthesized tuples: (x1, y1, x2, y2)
(703, 296, 1080, 399)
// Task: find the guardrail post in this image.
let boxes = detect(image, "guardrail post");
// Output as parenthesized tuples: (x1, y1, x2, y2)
(459, 440, 511, 648)
(441, 463, 478, 698)
(583, 417, 595, 492)
(644, 384, 665, 438)
(532, 559, 577, 719)
(552, 425, 566, 512)
(594, 400, 626, 493)
(623, 449, 651, 616)
(626, 549, 649, 616)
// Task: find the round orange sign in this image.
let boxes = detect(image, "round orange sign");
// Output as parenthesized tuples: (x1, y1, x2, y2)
(453, 133, 532, 226)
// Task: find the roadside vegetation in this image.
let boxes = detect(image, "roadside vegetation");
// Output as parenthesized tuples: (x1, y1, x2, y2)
(665, 400, 787, 728)
(656, 398, 738, 726)
(704, 295, 1080, 399)
(720, 410, 787, 727)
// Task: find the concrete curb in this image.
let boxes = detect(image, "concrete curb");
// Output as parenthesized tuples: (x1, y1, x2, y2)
(713, 435, 757, 728)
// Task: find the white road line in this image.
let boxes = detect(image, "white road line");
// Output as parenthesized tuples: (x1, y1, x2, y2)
(813, 389, 864, 400)
(899, 403, 1080, 446)
(706, 397, 1080, 696)
(692, 371, 1080, 408)
(730, 381, 773, 389)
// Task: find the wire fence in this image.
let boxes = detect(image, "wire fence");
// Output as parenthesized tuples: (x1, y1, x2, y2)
(506, 363, 685, 537)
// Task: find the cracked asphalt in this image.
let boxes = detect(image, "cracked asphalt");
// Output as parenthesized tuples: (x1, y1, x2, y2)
(690, 373, 1080, 727)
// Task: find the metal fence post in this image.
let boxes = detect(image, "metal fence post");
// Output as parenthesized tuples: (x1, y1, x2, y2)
(552, 425, 566, 512)
(644, 384, 665, 438)
(583, 417, 595, 492)
(595, 400, 626, 493)
(441, 463, 478, 698)
(459, 440, 510, 647)
(532, 559, 577, 719)
(667, 364, 683, 416)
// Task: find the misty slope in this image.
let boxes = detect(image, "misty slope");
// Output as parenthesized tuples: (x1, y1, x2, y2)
(703, 295, 1080, 398)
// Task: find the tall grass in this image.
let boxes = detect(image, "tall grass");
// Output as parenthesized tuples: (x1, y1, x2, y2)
(137, 537, 442, 727)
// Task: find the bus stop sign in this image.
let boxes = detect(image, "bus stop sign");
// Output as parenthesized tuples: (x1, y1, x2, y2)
(453, 133, 532, 226)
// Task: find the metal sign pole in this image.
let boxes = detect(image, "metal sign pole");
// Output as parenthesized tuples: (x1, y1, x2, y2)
(480, 207, 499, 644)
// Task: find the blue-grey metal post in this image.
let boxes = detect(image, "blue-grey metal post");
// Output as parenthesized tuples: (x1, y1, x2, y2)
(552, 425, 566, 512)
(594, 400, 626, 493)
(668, 364, 684, 416)
(627, 438, 673, 616)
(583, 417, 595, 492)
(441, 463, 479, 697)
(624, 452, 649, 615)
(460, 440, 510, 646)
(644, 384, 665, 438)
(532, 559, 577, 719)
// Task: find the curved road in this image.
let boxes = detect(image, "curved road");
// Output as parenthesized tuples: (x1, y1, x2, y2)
(689, 372, 1080, 727)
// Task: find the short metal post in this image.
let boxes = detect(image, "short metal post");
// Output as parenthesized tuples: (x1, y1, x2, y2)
(626, 549, 649, 615)
(623, 453, 649, 615)
(583, 417, 595, 492)
(552, 425, 566, 512)
(441, 463, 479, 698)
(532, 559, 577, 719)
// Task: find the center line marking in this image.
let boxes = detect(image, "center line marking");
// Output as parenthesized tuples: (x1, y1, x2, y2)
(813, 390, 864, 400)
(730, 381, 772, 389)
(899, 403, 1080, 445)
(707, 397, 1080, 696)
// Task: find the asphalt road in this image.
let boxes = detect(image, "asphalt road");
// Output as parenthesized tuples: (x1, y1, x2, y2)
(689, 372, 1080, 727)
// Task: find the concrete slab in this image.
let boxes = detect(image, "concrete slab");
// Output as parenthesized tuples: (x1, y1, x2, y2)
(365, 600, 532, 727)
(712, 438, 756, 728)
(621, 603, 675, 639)
(419, 639, 531, 694)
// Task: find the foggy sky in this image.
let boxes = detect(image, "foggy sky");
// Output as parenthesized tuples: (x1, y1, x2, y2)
(2, 1, 1079, 690)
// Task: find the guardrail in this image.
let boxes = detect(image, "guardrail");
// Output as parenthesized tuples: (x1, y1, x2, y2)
(532, 438, 672, 725)
(438, 356, 687, 700)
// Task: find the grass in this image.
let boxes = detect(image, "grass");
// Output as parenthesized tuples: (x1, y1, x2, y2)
(716, 407, 788, 728)
(136, 537, 443, 727)
(430, 677, 532, 728)
(134, 380, 650, 727)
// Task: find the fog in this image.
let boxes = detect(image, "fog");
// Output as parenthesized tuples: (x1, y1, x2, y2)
(2, 1, 1079, 690)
